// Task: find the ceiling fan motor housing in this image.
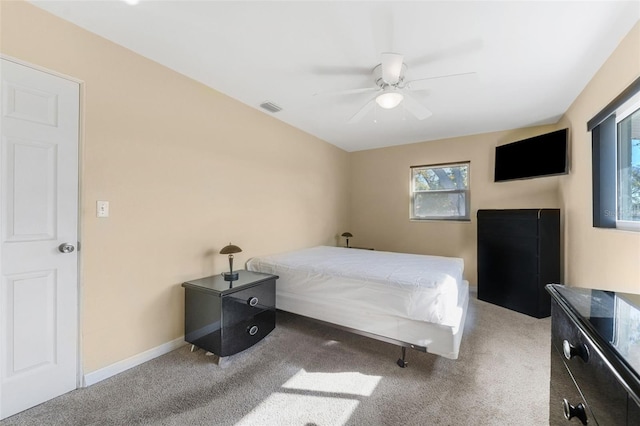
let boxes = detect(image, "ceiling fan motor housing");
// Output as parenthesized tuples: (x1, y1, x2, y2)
(373, 63, 408, 88)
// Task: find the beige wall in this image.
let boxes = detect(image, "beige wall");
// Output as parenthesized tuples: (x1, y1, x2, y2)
(1, 1, 349, 373)
(349, 125, 562, 284)
(558, 21, 640, 293)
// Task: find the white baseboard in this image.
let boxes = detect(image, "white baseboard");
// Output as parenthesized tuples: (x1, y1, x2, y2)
(83, 336, 186, 387)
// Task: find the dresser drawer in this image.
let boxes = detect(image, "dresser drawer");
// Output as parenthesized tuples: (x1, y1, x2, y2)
(551, 299, 628, 425)
(477, 210, 540, 238)
(629, 396, 640, 424)
(550, 345, 595, 425)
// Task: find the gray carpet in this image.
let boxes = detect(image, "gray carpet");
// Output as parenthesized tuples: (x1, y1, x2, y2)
(1, 295, 551, 426)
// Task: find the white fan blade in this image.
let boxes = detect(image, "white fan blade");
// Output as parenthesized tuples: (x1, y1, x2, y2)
(381, 52, 404, 85)
(347, 98, 377, 124)
(313, 87, 378, 97)
(310, 65, 372, 76)
(402, 93, 432, 120)
(405, 71, 476, 90)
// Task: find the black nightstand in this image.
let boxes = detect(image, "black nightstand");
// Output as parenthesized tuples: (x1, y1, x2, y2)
(182, 270, 278, 359)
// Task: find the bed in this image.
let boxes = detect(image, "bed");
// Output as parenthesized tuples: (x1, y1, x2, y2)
(246, 246, 469, 366)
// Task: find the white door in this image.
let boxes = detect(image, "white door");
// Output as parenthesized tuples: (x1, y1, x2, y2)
(0, 58, 79, 419)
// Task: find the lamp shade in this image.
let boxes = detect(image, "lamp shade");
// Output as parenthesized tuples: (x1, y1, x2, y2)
(220, 244, 242, 255)
(341, 232, 353, 238)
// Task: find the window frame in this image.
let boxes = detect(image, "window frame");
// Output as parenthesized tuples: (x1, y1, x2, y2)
(409, 161, 471, 222)
(615, 94, 640, 231)
(589, 76, 640, 231)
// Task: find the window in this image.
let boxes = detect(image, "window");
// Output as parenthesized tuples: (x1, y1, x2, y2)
(410, 162, 470, 221)
(589, 76, 640, 231)
(616, 101, 640, 230)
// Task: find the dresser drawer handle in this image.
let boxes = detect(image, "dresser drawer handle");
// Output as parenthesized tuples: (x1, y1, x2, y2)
(562, 399, 588, 425)
(247, 325, 259, 336)
(247, 297, 259, 307)
(562, 340, 589, 362)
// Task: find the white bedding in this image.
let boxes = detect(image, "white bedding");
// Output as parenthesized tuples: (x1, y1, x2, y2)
(246, 246, 468, 359)
(246, 246, 464, 326)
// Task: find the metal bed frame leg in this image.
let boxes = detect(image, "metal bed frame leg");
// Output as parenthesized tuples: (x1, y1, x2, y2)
(397, 346, 408, 368)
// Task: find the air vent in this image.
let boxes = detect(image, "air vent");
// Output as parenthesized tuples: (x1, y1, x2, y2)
(259, 101, 282, 113)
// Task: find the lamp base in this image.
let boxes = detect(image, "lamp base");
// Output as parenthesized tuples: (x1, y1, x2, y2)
(223, 272, 239, 281)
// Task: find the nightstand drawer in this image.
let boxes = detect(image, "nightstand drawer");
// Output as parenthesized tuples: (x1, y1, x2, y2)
(551, 300, 627, 425)
(220, 309, 275, 357)
(223, 279, 275, 327)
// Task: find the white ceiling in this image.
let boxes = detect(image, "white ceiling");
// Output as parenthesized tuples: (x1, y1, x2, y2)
(29, 1, 640, 152)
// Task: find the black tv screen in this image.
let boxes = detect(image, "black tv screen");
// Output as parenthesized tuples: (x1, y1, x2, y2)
(494, 128, 568, 182)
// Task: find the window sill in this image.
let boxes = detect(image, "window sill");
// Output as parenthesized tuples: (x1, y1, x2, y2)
(615, 220, 640, 232)
(410, 218, 472, 223)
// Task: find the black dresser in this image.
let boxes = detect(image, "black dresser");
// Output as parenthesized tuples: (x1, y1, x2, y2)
(182, 270, 278, 358)
(477, 209, 560, 318)
(547, 284, 640, 425)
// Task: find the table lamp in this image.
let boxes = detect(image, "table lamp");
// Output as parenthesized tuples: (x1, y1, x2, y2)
(341, 232, 353, 248)
(220, 243, 242, 281)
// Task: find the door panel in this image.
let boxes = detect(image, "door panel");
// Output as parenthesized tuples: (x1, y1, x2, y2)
(3, 138, 57, 241)
(4, 271, 56, 375)
(0, 58, 79, 420)
(3, 82, 58, 127)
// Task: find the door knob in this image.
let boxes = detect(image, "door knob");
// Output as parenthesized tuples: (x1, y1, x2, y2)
(58, 243, 75, 253)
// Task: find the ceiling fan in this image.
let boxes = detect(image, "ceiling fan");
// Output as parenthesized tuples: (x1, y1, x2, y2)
(319, 52, 474, 124)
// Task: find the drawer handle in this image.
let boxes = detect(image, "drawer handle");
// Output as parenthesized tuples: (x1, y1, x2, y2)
(562, 399, 588, 425)
(247, 325, 259, 336)
(562, 340, 589, 362)
(247, 297, 259, 307)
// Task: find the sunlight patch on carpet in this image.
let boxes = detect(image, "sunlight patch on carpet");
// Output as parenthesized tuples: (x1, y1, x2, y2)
(235, 393, 358, 426)
(235, 369, 382, 425)
(282, 369, 381, 396)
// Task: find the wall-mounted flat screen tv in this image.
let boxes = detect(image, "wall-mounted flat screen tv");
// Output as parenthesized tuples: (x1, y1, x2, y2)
(494, 128, 568, 182)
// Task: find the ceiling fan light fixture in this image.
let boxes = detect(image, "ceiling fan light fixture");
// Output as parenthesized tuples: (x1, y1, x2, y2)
(376, 90, 403, 109)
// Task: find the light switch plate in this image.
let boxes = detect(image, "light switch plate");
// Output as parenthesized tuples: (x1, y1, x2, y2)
(97, 200, 109, 218)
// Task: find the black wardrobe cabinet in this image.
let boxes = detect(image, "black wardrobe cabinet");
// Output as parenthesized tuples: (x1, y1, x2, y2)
(477, 209, 561, 318)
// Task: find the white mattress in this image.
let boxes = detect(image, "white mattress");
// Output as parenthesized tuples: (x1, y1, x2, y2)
(246, 245, 463, 326)
(246, 246, 468, 359)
